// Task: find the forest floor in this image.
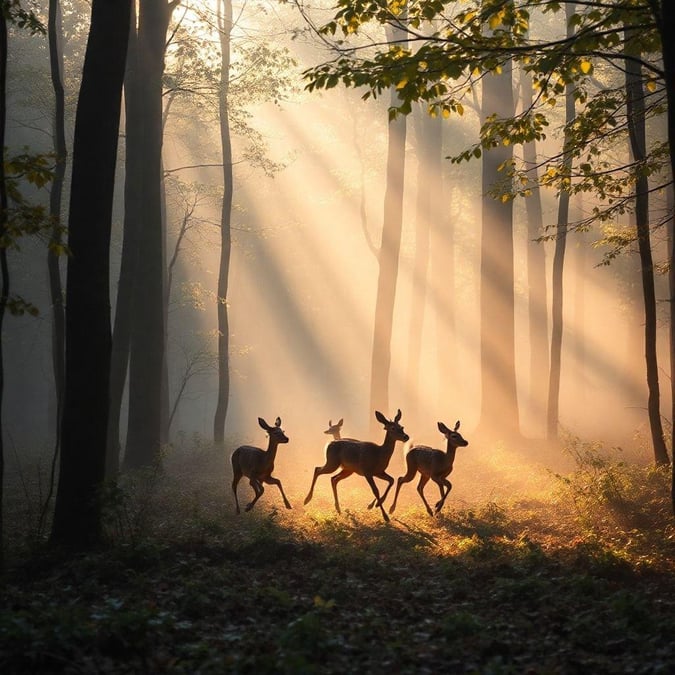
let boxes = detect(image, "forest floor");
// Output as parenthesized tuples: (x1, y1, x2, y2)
(1, 435, 675, 674)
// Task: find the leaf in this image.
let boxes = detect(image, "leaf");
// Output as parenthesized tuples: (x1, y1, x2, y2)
(579, 59, 592, 75)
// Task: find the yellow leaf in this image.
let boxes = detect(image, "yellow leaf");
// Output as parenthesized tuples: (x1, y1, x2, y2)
(489, 12, 502, 30)
(442, 108, 451, 119)
(646, 80, 657, 92)
(502, 137, 510, 146)
(456, 103, 464, 116)
(396, 77, 408, 90)
(579, 59, 592, 74)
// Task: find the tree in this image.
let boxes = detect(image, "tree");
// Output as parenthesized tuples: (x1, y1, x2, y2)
(478, 58, 520, 440)
(213, 0, 233, 444)
(304, 0, 674, 458)
(51, 0, 131, 547)
(123, 0, 178, 471)
(624, 26, 668, 465)
(547, 3, 576, 441)
(370, 23, 408, 419)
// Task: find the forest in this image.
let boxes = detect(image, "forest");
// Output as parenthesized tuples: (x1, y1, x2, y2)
(1, 0, 674, 672)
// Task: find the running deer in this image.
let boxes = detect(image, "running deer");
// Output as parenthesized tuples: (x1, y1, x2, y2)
(231, 416, 292, 514)
(304, 409, 409, 522)
(389, 420, 468, 516)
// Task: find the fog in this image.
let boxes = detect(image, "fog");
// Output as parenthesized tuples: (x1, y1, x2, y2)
(3, 1, 669, 507)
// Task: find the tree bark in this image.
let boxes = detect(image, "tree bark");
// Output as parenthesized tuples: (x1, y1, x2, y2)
(520, 68, 549, 437)
(107, 2, 141, 476)
(370, 25, 407, 421)
(123, 0, 176, 470)
(51, 0, 130, 548)
(213, 0, 233, 444)
(479, 59, 520, 441)
(625, 27, 669, 465)
(406, 106, 439, 421)
(546, 4, 575, 441)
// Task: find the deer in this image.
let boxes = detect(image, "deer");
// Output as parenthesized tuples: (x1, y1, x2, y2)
(304, 409, 409, 523)
(389, 420, 468, 517)
(324, 418, 344, 440)
(231, 416, 292, 514)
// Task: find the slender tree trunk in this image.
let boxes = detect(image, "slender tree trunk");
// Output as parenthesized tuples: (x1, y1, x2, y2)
(479, 59, 519, 440)
(213, 0, 233, 444)
(38, 0, 68, 534)
(124, 0, 176, 470)
(51, 0, 130, 548)
(406, 106, 440, 421)
(648, 0, 675, 512)
(107, 4, 141, 476)
(546, 4, 575, 440)
(370, 25, 407, 420)
(625, 28, 669, 465)
(0, 12, 8, 566)
(520, 68, 548, 437)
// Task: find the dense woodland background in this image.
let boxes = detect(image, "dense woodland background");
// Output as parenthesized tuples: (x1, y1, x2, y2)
(1, 1, 675, 671)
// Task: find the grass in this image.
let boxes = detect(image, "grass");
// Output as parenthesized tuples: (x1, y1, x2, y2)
(1, 436, 674, 673)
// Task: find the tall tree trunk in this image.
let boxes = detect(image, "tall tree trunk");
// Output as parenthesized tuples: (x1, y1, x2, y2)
(479, 59, 519, 440)
(38, 0, 68, 534)
(406, 106, 440, 421)
(51, 0, 130, 548)
(648, 0, 675, 512)
(546, 4, 575, 441)
(107, 3, 141, 476)
(213, 0, 233, 444)
(123, 0, 176, 470)
(370, 25, 407, 420)
(520, 68, 548, 437)
(47, 0, 66, 440)
(0, 11, 8, 566)
(625, 27, 669, 465)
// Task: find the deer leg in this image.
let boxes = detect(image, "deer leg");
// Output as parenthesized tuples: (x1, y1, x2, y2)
(232, 471, 243, 515)
(330, 469, 353, 514)
(389, 462, 418, 514)
(416, 475, 433, 516)
(367, 472, 394, 509)
(364, 474, 389, 523)
(265, 476, 292, 510)
(434, 479, 452, 514)
(245, 479, 264, 512)
(304, 460, 341, 505)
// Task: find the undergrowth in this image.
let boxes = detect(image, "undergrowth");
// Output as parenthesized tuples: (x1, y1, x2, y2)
(1, 435, 674, 673)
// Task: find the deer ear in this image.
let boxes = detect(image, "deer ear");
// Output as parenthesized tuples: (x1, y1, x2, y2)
(438, 422, 449, 434)
(454, 420, 460, 431)
(375, 410, 387, 425)
(394, 409, 402, 423)
(275, 417, 282, 427)
(258, 417, 268, 430)
(337, 418, 343, 427)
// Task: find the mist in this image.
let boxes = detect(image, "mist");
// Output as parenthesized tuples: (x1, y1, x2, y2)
(3, 0, 669, 512)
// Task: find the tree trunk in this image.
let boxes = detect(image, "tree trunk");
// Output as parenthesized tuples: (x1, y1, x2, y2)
(0, 12, 8, 566)
(107, 4, 141, 476)
(546, 4, 575, 441)
(478, 59, 520, 441)
(47, 0, 66, 441)
(51, 0, 130, 548)
(625, 27, 669, 465)
(649, 0, 675, 513)
(370, 25, 407, 421)
(520, 68, 549, 437)
(213, 0, 233, 445)
(405, 105, 438, 421)
(123, 0, 175, 470)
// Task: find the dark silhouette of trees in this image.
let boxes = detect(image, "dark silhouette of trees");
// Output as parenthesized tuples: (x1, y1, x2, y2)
(51, 0, 131, 547)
